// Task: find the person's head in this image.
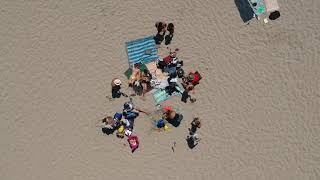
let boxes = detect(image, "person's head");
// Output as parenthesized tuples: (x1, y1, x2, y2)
(170, 51, 177, 57)
(157, 22, 163, 32)
(194, 117, 201, 127)
(167, 23, 174, 30)
(134, 63, 140, 69)
(106, 116, 113, 123)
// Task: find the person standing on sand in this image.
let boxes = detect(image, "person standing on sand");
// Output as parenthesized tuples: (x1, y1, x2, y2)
(165, 23, 174, 45)
(154, 21, 167, 45)
(187, 117, 201, 148)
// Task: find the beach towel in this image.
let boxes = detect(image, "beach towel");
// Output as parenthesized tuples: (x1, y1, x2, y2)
(126, 36, 159, 65)
(247, 0, 266, 15)
(128, 135, 139, 153)
(152, 84, 184, 105)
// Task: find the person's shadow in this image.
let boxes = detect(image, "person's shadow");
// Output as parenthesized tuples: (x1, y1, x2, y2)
(234, 0, 254, 23)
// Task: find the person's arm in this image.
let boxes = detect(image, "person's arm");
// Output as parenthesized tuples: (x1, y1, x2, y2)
(134, 107, 149, 115)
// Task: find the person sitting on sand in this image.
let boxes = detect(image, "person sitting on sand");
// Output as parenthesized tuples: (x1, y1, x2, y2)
(163, 48, 179, 65)
(101, 116, 114, 130)
(113, 112, 123, 128)
(140, 69, 152, 98)
(110, 78, 128, 100)
(182, 71, 202, 87)
(129, 64, 141, 86)
(166, 75, 180, 96)
(129, 64, 142, 95)
(162, 106, 178, 121)
(181, 82, 196, 103)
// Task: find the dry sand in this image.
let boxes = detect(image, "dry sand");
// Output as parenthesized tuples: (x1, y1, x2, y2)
(1, 0, 320, 179)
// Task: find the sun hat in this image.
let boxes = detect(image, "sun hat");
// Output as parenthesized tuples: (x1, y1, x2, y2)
(114, 79, 121, 86)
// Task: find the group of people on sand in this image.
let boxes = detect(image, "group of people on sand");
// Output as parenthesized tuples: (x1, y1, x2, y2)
(154, 21, 175, 45)
(157, 47, 202, 103)
(101, 97, 149, 152)
(102, 21, 203, 153)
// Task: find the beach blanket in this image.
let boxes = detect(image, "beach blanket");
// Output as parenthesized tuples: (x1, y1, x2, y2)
(145, 61, 167, 80)
(126, 36, 159, 65)
(247, 0, 266, 15)
(152, 84, 184, 105)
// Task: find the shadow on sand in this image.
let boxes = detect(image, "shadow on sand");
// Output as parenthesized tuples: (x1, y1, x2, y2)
(234, 0, 254, 23)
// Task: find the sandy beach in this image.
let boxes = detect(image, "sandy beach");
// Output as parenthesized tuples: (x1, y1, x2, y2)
(1, 0, 319, 179)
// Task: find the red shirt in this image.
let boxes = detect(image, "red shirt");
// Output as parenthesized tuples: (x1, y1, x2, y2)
(191, 73, 200, 85)
(163, 55, 173, 65)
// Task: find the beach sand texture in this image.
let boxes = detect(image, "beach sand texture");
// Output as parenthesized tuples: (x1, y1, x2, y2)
(1, 0, 320, 179)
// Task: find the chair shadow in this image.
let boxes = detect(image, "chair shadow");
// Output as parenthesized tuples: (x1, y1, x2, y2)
(234, 0, 254, 23)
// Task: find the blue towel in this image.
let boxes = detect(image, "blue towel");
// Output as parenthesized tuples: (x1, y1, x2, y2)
(126, 36, 159, 65)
